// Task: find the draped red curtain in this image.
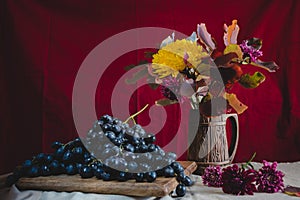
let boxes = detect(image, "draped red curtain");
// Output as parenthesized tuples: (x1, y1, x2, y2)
(1, 0, 299, 174)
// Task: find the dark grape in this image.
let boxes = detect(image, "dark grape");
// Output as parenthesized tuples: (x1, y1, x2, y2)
(111, 146, 121, 155)
(85, 158, 94, 165)
(112, 138, 122, 146)
(164, 166, 175, 177)
(112, 124, 122, 134)
(182, 176, 194, 186)
(176, 171, 186, 182)
(45, 154, 54, 164)
(155, 168, 164, 176)
(139, 163, 151, 172)
(103, 143, 113, 149)
(127, 161, 138, 171)
(83, 152, 91, 160)
(87, 130, 98, 139)
(171, 162, 184, 173)
(137, 144, 148, 153)
(40, 165, 51, 176)
(94, 168, 104, 178)
(62, 150, 73, 163)
(51, 141, 63, 149)
(105, 131, 116, 141)
(101, 148, 115, 159)
(176, 183, 186, 197)
(144, 134, 156, 144)
(28, 165, 40, 177)
(49, 160, 60, 174)
(76, 163, 83, 173)
(79, 166, 94, 178)
(118, 172, 127, 181)
(123, 143, 134, 152)
(153, 155, 163, 162)
(145, 171, 157, 182)
(60, 163, 66, 173)
(158, 148, 166, 157)
(147, 144, 156, 152)
(100, 114, 113, 124)
(102, 124, 112, 132)
(135, 173, 144, 182)
(132, 124, 142, 131)
(72, 147, 83, 157)
(22, 160, 33, 169)
(101, 172, 111, 181)
(166, 152, 177, 160)
(73, 137, 82, 146)
(65, 164, 77, 175)
(35, 153, 46, 161)
(113, 118, 122, 125)
(89, 162, 99, 171)
(163, 157, 174, 166)
(54, 146, 65, 160)
(171, 162, 180, 169)
(93, 122, 103, 131)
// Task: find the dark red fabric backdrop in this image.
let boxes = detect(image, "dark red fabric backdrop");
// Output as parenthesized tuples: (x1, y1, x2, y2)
(1, 0, 299, 174)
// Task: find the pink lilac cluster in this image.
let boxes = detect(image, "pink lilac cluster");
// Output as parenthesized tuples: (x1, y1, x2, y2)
(239, 40, 263, 62)
(202, 161, 284, 196)
(202, 166, 223, 187)
(160, 76, 187, 103)
(256, 160, 285, 193)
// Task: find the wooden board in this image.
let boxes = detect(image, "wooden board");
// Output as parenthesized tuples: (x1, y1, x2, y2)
(16, 161, 197, 197)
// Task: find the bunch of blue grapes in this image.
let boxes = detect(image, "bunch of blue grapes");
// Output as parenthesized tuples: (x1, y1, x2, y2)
(6, 114, 193, 197)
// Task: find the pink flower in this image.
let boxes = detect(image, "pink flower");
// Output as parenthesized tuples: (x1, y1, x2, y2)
(202, 166, 223, 187)
(222, 164, 257, 195)
(256, 160, 284, 193)
(239, 39, 263, 62)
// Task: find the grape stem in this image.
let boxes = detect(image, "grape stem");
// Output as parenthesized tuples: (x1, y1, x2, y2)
(124, 104, 149, 124)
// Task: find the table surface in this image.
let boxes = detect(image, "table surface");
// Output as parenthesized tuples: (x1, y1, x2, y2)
(1, 161, 300, 200)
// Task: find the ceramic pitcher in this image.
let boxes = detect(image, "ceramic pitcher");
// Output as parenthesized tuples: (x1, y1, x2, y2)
(187, 110, 239, 172)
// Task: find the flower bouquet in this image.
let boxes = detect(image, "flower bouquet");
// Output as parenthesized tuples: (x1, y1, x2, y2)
(127, 19, 279, 116)
(126, 19, 279, 173)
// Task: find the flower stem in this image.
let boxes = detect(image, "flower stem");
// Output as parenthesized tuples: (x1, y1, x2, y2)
(242, 152, 256, 169)
(248, 152, 256, 163)
(124, 104, 149, 124)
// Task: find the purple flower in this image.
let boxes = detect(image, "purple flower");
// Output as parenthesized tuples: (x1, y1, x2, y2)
(240, 40, 263, 62)
(202, 166, 223, 187)
(256, 160, 284, 193)
(222, 164, 257, 195)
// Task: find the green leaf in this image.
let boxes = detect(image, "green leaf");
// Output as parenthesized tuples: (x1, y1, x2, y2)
(125, 67, 148, 85)
(124, 64, 137, 71)
(155, 98, 178, 106)
(138, 60, 149, 65)
(239, 72, 265, 88)
(148, 83, 159, 90)
(144, 51, 156, 58)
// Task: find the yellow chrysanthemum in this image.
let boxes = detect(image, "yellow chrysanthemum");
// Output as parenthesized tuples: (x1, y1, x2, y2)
(151, 39, 208, 78)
